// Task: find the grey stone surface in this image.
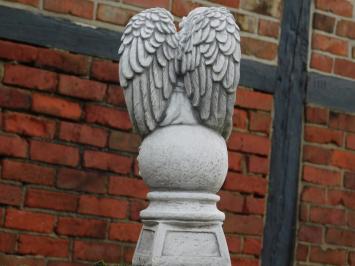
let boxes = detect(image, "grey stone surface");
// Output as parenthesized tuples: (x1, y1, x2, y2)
(118, 6, 241, 266)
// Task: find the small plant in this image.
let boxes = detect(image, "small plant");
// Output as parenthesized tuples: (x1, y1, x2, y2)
(94, 261, 106, 266)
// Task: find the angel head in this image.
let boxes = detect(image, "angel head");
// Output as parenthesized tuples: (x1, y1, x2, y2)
(119, 7, 241, 140)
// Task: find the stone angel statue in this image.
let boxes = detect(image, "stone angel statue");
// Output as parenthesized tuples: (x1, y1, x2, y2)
(118, 7, 241, 140)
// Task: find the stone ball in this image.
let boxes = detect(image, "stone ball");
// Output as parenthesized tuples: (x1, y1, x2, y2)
(138, 125, 228, 193)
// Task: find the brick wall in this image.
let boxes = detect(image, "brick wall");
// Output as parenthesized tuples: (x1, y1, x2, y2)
(0, 39, 274, 266)
(295, 105, 355, 266)
(310, 0, 355, 79)
(0, 0, 281, 64)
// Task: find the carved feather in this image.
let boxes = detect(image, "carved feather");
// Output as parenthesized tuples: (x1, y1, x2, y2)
(180, 7, 241, 140)
(118, 8, 178, 137)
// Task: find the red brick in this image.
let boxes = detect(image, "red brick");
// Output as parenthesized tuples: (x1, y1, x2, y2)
(47, 262, 86, 266)
(0, 40, 38, 62)
(234, 13, 257, 34)
(2, 159, 55, 185)
(306, 106, 329, 125)
(236, 88, 273, 111)
(331, 150, 355, 171)
(211, 0, 240, 8)
(30, 140, 79, 166)
(329, 111, 355, 132)
(327, 189, 355, 209)
(109, 130, 141, 152)
(78, 195, 128, 218)
(248, 155, 269, 175)
(123, 246, 135, 264)
(350, 252, 355, 265)
(37, 48, 89, 75)
(96, 4, 136, 26)
(107, 85, 126, 106)
(303, 165, 341, 186)
(326, 228, 355, 247)
(44, 0, 94, 19)
(223, 173, 267, 196)
(74, 241, 121, 262)
(172, 0, 201, 17)
(334, 59, 355, 79)
(84, 150, 132, 174)
(301, 186, 325, 204)
(0, 255, 45, 266)
(347, 134, 355, 150)
(303, 145, 333, 165)
(313, 13, 336, 33)
(258, 19, 279, 38)
(109, 176, 148, 199)
(85, 104, 131, 130)
(310, 52, 333, 73)
(312, 33, 348, 56)
(57, 168, 106, 194)
(56, 217, 107, 238)
(18, 234, 69, 257)
(3, 112, 56, 139)
(231, 257, 259, 266)
(226, 235, 242, 253)
(310, 206, 345, 225)
(299, 204, 309, 221)
(4, 64, 57, 91)
(245, 196, 265, 215)
(336, 19, 355, 39)
(345, 172, 355, 189)
(25, 188, 78, 212)
(58, 75, 107, 101)
(123, 0, 169, 8)
(129, 199, 148, 221)
(0, 184, 22, 206)
(0, 231, 17, 253)
(3, 0, 38, 6)
(241, 36, 278, 60)
(310, 247, 346, 265)
(349, 212, 355, 228)
(228, 132, 270, 155)
(233, 108, 248, 129)
(5, 209, 55, 233)
(249, 111, 271, 134)
(224, 214, 263, 235)
(59, 121, 108, 147)
(0, 86, 31, 110)
(218, 191, 244, 213)
(315, 0, 353, 17)
(296, 244, 308, 261)
(243, 238, 262, 255)
(91, 59, 119, 83)
(109, 222, 141, 242)
(298, 224, 323, 244)
(228, 152, 243, 172)
(0, 133, 28, 158)
(32, 93, 81, 120)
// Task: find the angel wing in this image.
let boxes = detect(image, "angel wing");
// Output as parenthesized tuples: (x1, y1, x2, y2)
(118, 8, 178, 136)
(179, 7, 241, 140)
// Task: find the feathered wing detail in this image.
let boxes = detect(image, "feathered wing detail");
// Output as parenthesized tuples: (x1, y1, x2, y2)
(180, 7, 241, 140)
(118, 8, 178, 136)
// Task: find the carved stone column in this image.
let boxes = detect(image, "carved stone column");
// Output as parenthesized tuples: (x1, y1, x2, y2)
(134, 125, 230, 265)
(118, 6, 241, 266)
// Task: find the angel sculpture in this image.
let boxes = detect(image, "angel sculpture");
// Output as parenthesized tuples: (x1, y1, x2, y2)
(118, 6, 241, 140)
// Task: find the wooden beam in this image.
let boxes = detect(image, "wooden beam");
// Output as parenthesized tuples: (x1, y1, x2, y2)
(307, 72, 355, 113)
(0, 5, 122, 61)
(0, 5, 277, 94)
(261, 0, 311, 265)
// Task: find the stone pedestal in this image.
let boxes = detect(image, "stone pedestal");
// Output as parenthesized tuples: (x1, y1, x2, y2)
(132, 125, 231, 266)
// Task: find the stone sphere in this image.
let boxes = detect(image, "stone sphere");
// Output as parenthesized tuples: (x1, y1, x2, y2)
(138, 125, 228, 193)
